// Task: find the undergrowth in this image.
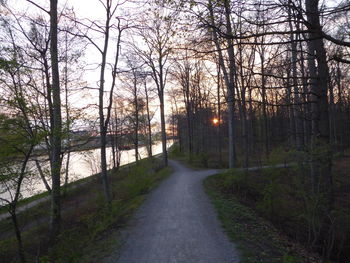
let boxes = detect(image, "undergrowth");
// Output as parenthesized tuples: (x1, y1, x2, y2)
(204, 171, 322, 263)
(0, 158, 171, 262)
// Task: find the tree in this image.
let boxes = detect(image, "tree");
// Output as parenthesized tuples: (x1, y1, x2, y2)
(143, 73, 156, 158)
(3, 0, 83, 243)
(121, 54, 144, 162)
(48, 0, 62, 242)
(0, 22, 38, 260)
(3, 1, 63, 242)
(207, 0, 237, 168)
(172, 52, 195, 161)
(132, 4, 178, 166)
(72, 0, 125, 203)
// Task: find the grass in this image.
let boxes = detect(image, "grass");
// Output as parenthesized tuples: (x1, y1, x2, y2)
(203, 153, 350, 263)
(0, 157, 172, 262)
(204, 172, 321, 263)
(168, 143, 228, 169)
(168, 143, 297, 170)
(0, 154, 161, 215)
(0, 189, 49, 214)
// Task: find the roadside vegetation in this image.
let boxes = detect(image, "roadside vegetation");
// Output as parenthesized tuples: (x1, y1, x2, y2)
(0, 158, 171, 262)
(204, 173, 321, 263)
(169, 143, 291, 169)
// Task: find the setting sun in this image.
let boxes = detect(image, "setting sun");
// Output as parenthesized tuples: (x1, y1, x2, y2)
(212, 118, 219, 125)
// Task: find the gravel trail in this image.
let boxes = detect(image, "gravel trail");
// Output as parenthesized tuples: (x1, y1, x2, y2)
(105, 159, 240, 263)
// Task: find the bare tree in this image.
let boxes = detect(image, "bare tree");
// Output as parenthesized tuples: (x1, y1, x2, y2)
(72, 0, 125, 203)
(207, 0, 237, 168)
(121, 54, 144, 162)
(132, 5, 177, 166)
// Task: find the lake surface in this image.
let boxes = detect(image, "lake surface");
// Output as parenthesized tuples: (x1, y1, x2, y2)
(0, 141, 172, 204)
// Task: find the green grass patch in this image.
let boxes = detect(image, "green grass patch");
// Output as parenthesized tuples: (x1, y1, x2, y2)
(0, 190, 49, 214)
(168, 143, 227, 169)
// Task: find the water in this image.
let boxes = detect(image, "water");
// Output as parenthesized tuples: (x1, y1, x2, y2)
(0, 140, 172, 205)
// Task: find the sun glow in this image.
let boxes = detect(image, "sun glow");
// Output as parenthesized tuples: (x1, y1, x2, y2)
(212, 118, 219, 125)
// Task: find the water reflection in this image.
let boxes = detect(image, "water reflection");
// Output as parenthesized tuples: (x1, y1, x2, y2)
(0, 140, 172, 203)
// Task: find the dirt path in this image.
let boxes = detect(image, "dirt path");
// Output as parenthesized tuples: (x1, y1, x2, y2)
(104, 160, 240, 263)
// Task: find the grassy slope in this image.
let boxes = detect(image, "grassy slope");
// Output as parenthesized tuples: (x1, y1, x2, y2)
(0, 158, 172, 262)
(204, 173, 321, 263)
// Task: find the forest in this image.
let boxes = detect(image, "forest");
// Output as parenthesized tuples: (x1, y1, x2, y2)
(0, 0, 349, 262)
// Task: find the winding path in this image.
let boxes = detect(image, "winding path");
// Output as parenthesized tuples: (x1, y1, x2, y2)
(104, 159, 240, 263)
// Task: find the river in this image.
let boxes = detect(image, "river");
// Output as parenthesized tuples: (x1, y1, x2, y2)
(0, 140, 172, 204)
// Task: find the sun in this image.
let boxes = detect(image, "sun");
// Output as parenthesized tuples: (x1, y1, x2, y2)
(212, 118, 219, 125)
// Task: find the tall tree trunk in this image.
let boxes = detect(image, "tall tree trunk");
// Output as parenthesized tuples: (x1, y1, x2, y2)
(288, 3, 303, 150)
(111, 123, 117, 169)
(238, 56, 249, 168)
(134, 78, 139, 163)
(329, 72, 336, 146)
(307, 39, 318, 194)
(64, 31, 71, 195)
(335, 62, 342, 147)
(10, 150, 32, 263)
(305, 0, 332, 204)
(158, 54, 168, 166)
(286, 68, 296, 147)
(260, 49, 269, 157)
(248, 87, 256, 162)
(49, 0, 62, 242)
(157, 78, 167, 166)
(98, 0, 112, 204)
(299, 39, 311, 147)
(144, 81, 153, 157)
(223, 0, 237, 168)
(182, 69, 193, 161)
(10, 210, 25, 263)
(216, 61, 223, 165)
(159, 95, 168, 166)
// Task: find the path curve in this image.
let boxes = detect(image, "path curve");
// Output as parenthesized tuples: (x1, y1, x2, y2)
(104, 159, 240, 263)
